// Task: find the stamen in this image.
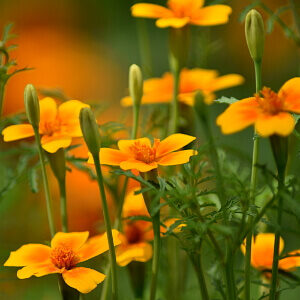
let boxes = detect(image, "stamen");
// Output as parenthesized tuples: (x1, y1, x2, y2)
(130, 141, 156, 163)
(125, 223, 143, 244)
(50, 246, 79, 269)
(255, 87, 285, 114)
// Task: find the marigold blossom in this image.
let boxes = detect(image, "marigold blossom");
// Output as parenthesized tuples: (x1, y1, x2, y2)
(131, 0, 232, 28)
(241, 233, 300, 275)
(88, 133, 197, 172)
(121, 68, 244, 107)
(217, 78, 300, 137)
(4, 230, 121, 293)
(2, 97, 89, 153)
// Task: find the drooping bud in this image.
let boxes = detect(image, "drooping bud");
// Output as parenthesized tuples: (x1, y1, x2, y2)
(47, 148, 66, 183)
(79, 107, 101, 155)
(129, 64, 143, 107)
(24, 84, 40, 128)
(245, 9, 265, 63)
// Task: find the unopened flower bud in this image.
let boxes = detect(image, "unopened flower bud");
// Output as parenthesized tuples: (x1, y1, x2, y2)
(129, 64, 143, 107)
(24, 84, 40, 128)
(79, 107, 101, 155)
(245, 9, 265, 63)
(47, 148, 66, 182)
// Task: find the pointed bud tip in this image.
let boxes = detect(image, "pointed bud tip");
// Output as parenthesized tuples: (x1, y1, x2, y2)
(24, 84, 40, 128)
(79, 107, 101, 155)
(129, 64, 143, 107)
(245, 9, 265, 63)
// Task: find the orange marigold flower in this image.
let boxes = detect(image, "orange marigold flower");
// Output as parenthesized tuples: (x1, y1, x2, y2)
(217, 78, 300, 137)
(241, 233, 300, 275)
(121, 68, 244, 107)
(131, 0, 232, 28)
(88, 133, 197, 172)
(2, 97, 89, 153)
(4, 230, 121, 293)
(116, 189, 153, 266)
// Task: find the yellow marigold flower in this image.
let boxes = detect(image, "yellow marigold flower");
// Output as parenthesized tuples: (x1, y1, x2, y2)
(4, 230, 121, 294)
(131, 0, 232, 28)
(217, 78, 300, 137)
(241, 233, 300, 274)
(121, 68, 244, 107)
(116, 188, 153, 266)
(2, 97, 89, 153)
(88, 133, 197, 172)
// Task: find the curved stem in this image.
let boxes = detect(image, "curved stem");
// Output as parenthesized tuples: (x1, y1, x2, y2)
(93, 154, 118, 300)
(244, 60, 262, 300)
(33, 127, 56, 237)
(149, 211, 161, 300)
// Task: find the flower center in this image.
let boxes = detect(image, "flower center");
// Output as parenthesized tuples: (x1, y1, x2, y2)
(40, 118, 61, 136)
(125, 224, 143, 244)
(130, 141, 156, 163)
(50, 246, 79, 270)
(255, 87, 285, 115)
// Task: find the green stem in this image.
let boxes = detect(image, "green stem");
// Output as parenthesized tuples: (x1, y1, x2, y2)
(58, 276, 79, 300)
(190, 252, 209, 300)
(269, 171, 285, 300)
(225, 246, 237, 300)
(169, 67, 180, 134)
(33, 127, 56, 237)
(0, 80, 5, 118)
(93, 154, 118, 300)
(149, 211, 161, 300)
(244, 60, 262, 300)
(59, 179, 68, 232)
(290, 0, 300, 36)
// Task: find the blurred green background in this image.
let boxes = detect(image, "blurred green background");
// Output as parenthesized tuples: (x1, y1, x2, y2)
(0, 0, 300, 299)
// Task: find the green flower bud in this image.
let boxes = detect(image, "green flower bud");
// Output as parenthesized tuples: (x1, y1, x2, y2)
(47, 148, 66, 183)
(24, 84, 40, 128)
(245, 9, 265, 63)
(129, 64, 143, 107)
(79, 107, 101, 155)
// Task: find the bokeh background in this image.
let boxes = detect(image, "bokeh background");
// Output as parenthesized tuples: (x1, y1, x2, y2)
(0, 0, 299, 299)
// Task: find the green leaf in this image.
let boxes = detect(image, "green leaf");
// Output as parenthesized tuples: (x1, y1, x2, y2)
(28, 167, 39, 193)
(214, 96, 238, 105)
(266, 6, 290, 34)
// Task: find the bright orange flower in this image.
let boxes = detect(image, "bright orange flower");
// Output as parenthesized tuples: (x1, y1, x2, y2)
(4, 230, 121, 293)
(116, 189, 153, 266)
(217, 78, 300, 137)
(131, 0, 232, 28)
(121, 68, 244, 107)
(2, 97, 89, 153)
(241, 233, 300, 274)
(88, 134, 197, 172)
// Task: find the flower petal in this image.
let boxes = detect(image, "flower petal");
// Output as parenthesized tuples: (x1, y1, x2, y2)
(41, 135, 72, 153)
(78, 229, 121, 263)
(63, 267, 106, 294)
(97, 148, 130, 166)
(157, 150, 197, 166)
(39, 97, 58, 123)
(279, 250, 300, 270)
(123, 188, 149, 218)
(210, 74, 244, 91)
(120, 159, 157, 172)
(2, 124, 34, 142)
(58, 100, 90, 137)
(156, 134, 196, 157)
(156, 17, 190, 28)
(118, 138, 152, 154)
(168, 0, 204, 14)
(241, 233, 284, 269)
(51, 232, 89, 251)
(4, 244, 51, 267)
(255, 112, 295, 137)
(17, 263, 60, 279)
(131, 3, 173, 19)
(278, 77, 300, 113)
(216, 97, 260, 134)
(190, 5, 232, 26)
(116, 242, 153, 266)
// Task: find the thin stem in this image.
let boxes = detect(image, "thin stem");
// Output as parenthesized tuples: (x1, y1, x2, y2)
(244, 60, 262, 300)
(290, 0, 300, 36)
(0, 80, 5, 118)
(169, 67, 180, 134)
(226, 245, 237, 300)
(190, 252, 209, 300)
(33, 127, 56, 237)
(59, 179, 68, 232)
(269, 171, 285, 300)
(149, 211, 161, 300)
(58, 276, 79, 300)
(93, 154, 118, 300)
